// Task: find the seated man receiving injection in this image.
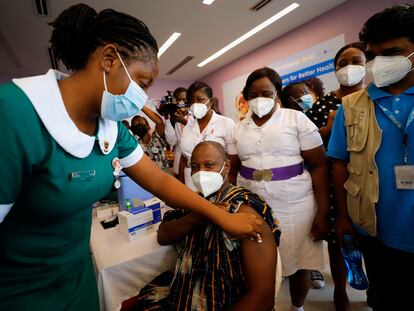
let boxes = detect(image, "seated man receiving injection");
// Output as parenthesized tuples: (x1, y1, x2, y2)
(134, 141, 280, 311)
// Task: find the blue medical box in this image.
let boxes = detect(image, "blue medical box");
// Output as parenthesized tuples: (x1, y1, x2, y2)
(117, 172, 155, 211)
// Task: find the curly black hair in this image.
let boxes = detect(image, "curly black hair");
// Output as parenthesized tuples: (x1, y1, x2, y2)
(359, 4, 414, 44)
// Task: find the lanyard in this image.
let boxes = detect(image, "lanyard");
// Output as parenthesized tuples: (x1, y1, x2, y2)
(375, 100, 414, 164)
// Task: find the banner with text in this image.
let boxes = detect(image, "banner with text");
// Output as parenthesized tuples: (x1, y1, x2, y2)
(280, 58, 336, 86)
(222, 34, 345, 120)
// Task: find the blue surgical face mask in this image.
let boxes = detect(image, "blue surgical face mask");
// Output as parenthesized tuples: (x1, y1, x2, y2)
(101, 52, 148, 121)
(292, 93, 314, 111)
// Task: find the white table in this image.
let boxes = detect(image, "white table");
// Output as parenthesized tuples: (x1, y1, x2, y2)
(90, 214, 177, 311)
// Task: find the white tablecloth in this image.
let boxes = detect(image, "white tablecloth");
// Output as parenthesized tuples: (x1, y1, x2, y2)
(90, 215, 177, 311)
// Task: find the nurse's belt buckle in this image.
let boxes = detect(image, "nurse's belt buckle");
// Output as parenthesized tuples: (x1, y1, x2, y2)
(252, 169, 273, 182)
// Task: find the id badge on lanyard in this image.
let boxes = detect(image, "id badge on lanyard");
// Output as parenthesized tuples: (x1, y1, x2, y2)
(376, 101, 414, 190)
(394, 165, 414, 189)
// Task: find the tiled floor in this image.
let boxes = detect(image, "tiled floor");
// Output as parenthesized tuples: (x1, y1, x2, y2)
(275, 242, 372, 311)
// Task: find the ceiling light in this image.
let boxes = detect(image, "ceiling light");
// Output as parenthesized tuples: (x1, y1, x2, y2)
(197, 2, 299, 67)
(158, 32, 182, 58)
(202, 0, 216, 5)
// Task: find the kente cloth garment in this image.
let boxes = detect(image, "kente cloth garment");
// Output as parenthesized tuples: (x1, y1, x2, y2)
(133, 185, 280, 311)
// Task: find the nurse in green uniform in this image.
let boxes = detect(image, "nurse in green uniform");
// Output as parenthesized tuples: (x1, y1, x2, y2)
(0, 4, 262, 310)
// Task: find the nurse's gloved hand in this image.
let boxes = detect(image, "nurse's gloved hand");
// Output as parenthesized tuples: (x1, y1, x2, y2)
(219, 212, 263, 242)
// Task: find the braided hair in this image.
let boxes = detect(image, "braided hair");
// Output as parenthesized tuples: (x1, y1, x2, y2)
(49, 3, 158, 71)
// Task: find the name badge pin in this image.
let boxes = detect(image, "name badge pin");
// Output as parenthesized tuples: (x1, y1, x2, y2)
(112, 157, 122, 170)
(103, 140, 110, 152)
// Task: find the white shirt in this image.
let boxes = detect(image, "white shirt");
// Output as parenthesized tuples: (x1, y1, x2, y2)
(227, 106, 325, 276)
(180, 111, 235, 189)
(13, 69, 143, 165)
(227, 106, 322, 168)
(165, 119, 186, 174)
(180, 111, 235, 159)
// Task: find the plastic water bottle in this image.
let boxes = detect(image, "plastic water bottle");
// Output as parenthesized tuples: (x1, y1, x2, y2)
(340, 234, 369, 290)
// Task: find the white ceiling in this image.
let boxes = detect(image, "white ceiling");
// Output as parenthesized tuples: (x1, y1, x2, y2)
(0, 0, 346, 81)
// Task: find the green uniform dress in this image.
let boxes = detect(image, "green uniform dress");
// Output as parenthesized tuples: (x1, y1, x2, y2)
(0, 70, 143, 310)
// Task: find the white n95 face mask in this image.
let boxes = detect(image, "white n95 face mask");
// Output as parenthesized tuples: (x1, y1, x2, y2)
(101, 52, 148, 121)
(248, 96, 275, 118)
(366, 52, 414, 87)
(335, 65, 366, 87)
(190, 99, 210, 119)
(191, 164, 225, 197)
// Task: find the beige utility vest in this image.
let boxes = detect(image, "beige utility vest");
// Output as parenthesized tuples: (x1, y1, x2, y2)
(342, 89, 382, 236)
